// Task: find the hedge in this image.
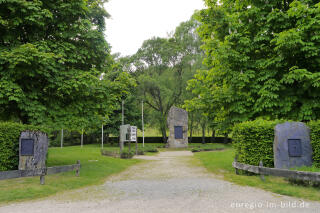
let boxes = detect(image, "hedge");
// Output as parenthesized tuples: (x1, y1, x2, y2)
(233, 120, 320, 168)
(308, 121, 320, 167)
(0, 122, 45, 171)
(232, 120, 281, 168)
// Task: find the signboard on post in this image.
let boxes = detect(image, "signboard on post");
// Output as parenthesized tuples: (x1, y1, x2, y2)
(130, 126, 137, 142)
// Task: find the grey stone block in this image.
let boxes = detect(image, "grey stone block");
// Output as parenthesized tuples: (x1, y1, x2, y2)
(19, 131, 48, 170)
(274, 122, 313, 169)
(167, 106, 188, 148)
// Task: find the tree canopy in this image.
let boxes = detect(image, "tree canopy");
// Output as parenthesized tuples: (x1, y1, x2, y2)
(120, 16, 204, 142)
(187, 0, 320, 131)
(0, 0, 132, 131)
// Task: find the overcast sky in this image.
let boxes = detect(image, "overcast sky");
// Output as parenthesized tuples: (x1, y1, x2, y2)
(104, 0, 205, 56)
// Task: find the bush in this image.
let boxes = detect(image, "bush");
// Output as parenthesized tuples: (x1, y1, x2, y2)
(308, 121, 320, 168)
(232, 120, 281, 168)
(100, 149, 118, 157)
(120, 150, 134, 159)
(0, 122, 45, 171)
(144, 147, 159, 153)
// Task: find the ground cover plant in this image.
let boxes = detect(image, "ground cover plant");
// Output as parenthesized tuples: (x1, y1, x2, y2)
(0, 145, 140, 204)
(195, 149, 320, 201)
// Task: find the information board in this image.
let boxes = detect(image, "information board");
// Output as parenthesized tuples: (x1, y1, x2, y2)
(130, 126, 137, 141)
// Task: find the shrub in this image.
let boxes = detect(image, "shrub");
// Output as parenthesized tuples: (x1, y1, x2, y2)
(232, 120, 281, 168)
(0, 122, 45, 171)
(100, 149, 118, 157)
(120, 150, 134, 159)
(144, 147, 159, 153)
(191, 148, 201, 153)
(308, 121, 320, 168)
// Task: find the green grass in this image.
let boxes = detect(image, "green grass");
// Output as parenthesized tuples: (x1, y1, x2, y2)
(0, 144, 140, 204)
(195, 148, 320, 201)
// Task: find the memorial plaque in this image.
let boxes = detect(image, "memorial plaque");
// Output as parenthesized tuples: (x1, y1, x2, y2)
(288, 139, 302, 157)
(174, 126, 183, 139)
(21, 139, 34, 156)
(274, 122, 312, 169)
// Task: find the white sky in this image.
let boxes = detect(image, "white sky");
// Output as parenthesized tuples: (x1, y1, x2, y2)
(104, 0, 206, 56)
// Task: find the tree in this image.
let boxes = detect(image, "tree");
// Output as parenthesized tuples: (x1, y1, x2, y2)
(0, 0, 131, 130)
(123, 16, 204, 143)
(187, 0, 320, 131)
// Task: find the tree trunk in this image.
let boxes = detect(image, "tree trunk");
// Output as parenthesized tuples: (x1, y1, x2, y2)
(189, 113, 194, 143)
(224, 133, 228, 144)
(210, 129, 215, 143)
(160, 125, 167, 143)
(201, 123, 206, 144)
(106, 132, 109, 144)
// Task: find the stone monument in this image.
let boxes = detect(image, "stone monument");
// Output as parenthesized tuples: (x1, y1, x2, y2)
(167, 106, 188, 148)
(19, 131, 48, 170)
(274, 122, 313, 169)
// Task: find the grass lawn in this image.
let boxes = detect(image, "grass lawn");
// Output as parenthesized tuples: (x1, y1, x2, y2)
(0, 144, 140, 204)
(195, 148, 320, 201)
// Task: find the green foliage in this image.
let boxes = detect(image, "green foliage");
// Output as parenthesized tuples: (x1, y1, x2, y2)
(308, 121, 320, 168)
(0, 0, 132, 131)
(187, 0, 320, 131)
(121, 16, 204, 142)
(120, 150, 134, 159)
(143, 147, 159, 153)
(232, 120, 281, 167)
(0, 122, 45, 171)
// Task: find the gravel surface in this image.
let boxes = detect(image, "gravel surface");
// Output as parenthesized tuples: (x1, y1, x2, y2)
(1, 151, 320, 213)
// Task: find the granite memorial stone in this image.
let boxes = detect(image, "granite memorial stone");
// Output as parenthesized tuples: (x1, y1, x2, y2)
(274, 122, 313, 169)
(167, 106, 188, 148)
(19, 131, 48, 171)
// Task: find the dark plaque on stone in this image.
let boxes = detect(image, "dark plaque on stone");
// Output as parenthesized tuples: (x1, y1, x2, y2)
(288, 139, 302, 157)
(274, 122, 312, 169)
(21, 139, 34, 156)
(167, 106, 188, 148)
(174, 126, 183, 139)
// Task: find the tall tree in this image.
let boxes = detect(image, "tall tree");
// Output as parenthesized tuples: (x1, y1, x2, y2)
(0, 0, 131, 130)
(125, 16, 204, 142)
(187, 0, 320, 131)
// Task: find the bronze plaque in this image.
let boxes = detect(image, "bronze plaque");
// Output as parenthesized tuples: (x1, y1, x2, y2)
(21, 139, 34, 156)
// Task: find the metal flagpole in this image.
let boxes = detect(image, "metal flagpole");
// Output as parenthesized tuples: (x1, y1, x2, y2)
(122, 100, 124, 125)
(61, 129, 63, 148)
(101, 124, 104, 149)
(81, 129, 83, 148)
(142, 101, 144, 148)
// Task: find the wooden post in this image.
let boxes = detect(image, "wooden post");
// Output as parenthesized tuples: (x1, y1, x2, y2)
(129, 141, 131, 153)
(235, 155, 239, 175)
(135, 139, 138, 155)
(259, 161, 265, 182)
(76, 160, 80, 177)
(40, 175, 45, 185)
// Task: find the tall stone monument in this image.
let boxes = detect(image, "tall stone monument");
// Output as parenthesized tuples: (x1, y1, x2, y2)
(274, 122, 313, 169)
(19, 131, 48, 170)
(167, 106, 188, 148)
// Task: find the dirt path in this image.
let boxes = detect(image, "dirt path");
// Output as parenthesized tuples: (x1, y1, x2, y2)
(1, 151, 320, 213)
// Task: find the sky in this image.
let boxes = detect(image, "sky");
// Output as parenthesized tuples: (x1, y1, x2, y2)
(104, 0, 206, 56)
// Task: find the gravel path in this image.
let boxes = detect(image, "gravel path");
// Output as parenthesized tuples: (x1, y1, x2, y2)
(1, 151, 320, 213)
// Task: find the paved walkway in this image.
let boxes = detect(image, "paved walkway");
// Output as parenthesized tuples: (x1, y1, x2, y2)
(0, 151, 320, 213)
